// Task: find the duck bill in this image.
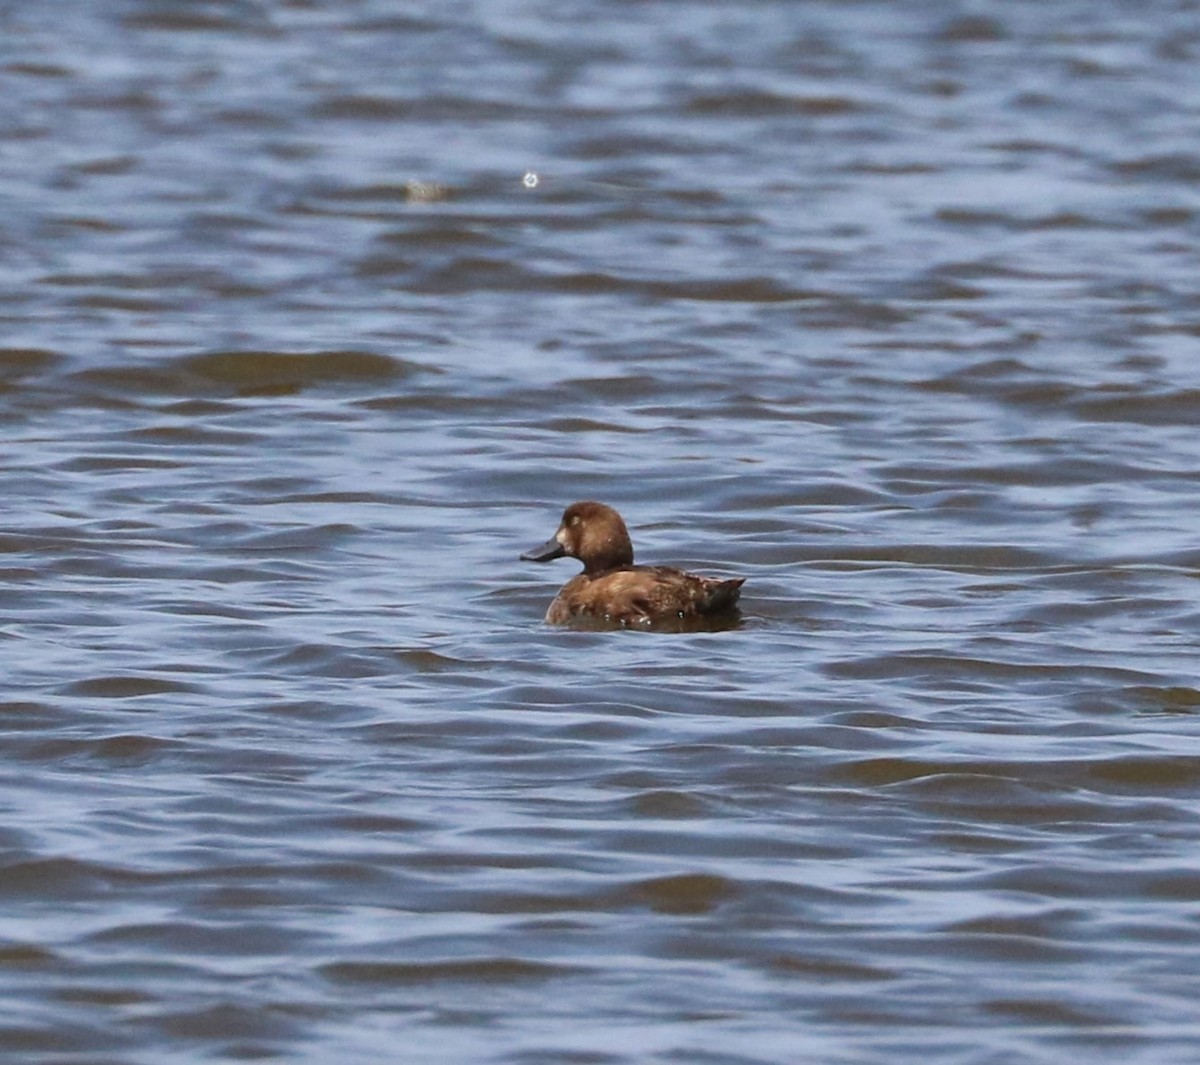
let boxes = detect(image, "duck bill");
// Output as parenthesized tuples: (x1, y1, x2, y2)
(520, 536, 566, 562)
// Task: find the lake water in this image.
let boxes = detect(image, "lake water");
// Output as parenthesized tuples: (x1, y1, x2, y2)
(3, 2, 1200, 1062)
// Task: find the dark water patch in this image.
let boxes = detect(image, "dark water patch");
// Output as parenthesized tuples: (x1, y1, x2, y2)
(623, 873, 738, 916)
(946, 910, 1085, 939)
(124, 423, 267, 447)
(357, 392, 511, 424)
(266, 490, 400, 507)
(1112, 152, 1200, 183)
(360, 712, 566, 751)
(827, 652, 1160, 688)
(935, 208, 1111, 232)
(390, 648, 483, 675)
(22, 733, 183, 767)
(55, 453, 187, 472)
(1121, 686, 1200, 715)
(564, 373, 679, 402)
(937, 15, 1006, 42)
(1139, 206, 1194, 227)
(790, 296, 911, 329)
(74, 292, 175, 313)
(622, 789, 711, 819)
(69, 349, 426, 402)
(389, 252, 819, 303)
(982, 998, 1117, 1026)
(640, 275, 820, 304)
(1083, 756, 1200, 792)
(893, 274, 988, 302)
(320, 957, 583, 986)
(727, 479, 891, 508)
(0, 701, 67, 730)
(260, 642, 402, 680)
(2, 60, 74, 79)
(320, 813, 428, 835)
(151, 1001, 304, 1044)
(684, 88, 863, 117)
(120, 1, 273, 32)
(87, 919, 321, 958)
(885, 457, 1156, 491)
(311, 93, 536, 123)
(1010, 596, 1173, 629)
(500, 1051, 625, 1065)
(971, 864, 1200, 904)
(761, 952, 894, 983)
(57, 675, 197, 699)
(177, 348, 425, 393)
(0, 857, 145, 903)
(549, 716, 657, 744)
(1072, 388, 1200, 426)
(0, 1023, 104, 1056)
(834, 752, 1200, 801)
(827, 709, 926, 731)
(308, 94, 418, 122)
(55, 983, 155, 1007)
(718, 724, 898, 755)
(0, 942, 59, 969)
(225, 523, 361, 553)
(139, 860, 407, 903)
(816, 542, 1054, 570)
(915, 357, 1081, 409)
(533, 416, 646, 434)
(191, 883, 299, 910)
(1137, 548, 1200, 569)
(0, 347, 63, 386)
(929, 931, 1086, 965)
(474, 870, 774, 921)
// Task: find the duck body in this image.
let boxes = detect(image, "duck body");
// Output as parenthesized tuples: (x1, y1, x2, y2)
(521, 501, 744, 628)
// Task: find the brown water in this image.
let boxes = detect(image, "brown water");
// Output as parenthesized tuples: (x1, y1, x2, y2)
(3, 3, 1200, 1063)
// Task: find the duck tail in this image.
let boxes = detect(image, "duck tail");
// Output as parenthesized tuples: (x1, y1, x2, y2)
(699, 577, 745, 614)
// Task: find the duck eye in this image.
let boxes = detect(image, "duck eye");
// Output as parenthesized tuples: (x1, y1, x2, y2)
(569, 515, 581, 527)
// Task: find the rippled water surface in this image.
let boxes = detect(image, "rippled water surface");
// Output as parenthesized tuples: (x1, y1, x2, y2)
(4, 2, 1200, 1062)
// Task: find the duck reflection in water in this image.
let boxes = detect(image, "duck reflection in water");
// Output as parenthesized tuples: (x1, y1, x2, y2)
(521, 501, 744, 630)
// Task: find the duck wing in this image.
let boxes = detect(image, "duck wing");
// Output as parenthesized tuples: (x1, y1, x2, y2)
(633, 567, 744, 620)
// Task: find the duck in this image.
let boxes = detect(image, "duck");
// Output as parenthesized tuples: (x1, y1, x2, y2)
(521, 501, 745, 627)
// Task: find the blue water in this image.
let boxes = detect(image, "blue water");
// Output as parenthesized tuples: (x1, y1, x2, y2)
(2, 2, 1200, 1062)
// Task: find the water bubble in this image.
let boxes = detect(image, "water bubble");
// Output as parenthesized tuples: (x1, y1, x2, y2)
(522, 171, 539, 189)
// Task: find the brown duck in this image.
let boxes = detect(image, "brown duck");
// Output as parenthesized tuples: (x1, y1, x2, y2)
(521, 501, 745, 627)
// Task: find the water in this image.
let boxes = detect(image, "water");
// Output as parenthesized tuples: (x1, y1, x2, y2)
(3, 1, 1200, 1062)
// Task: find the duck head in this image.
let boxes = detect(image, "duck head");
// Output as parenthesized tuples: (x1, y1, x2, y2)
(521, 501, 635, 574)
